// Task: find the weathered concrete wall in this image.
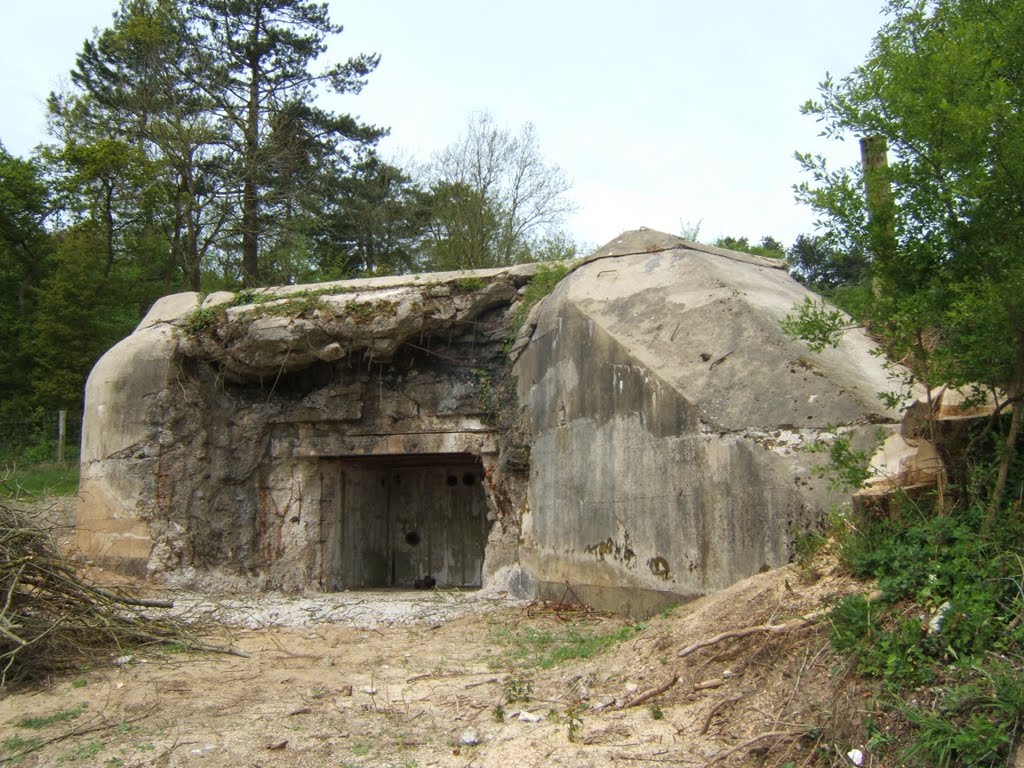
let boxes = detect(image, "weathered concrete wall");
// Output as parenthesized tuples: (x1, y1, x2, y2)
(77, 317, 185, 574)
(77, 229, 913, 613)
(512, 230, 909, 615)
(77, 268, 537, 591)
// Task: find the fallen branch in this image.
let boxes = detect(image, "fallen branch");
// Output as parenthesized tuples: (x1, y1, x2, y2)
(693, 678, 726, 691)
(699, 695, 743, 735)
(0, 501, 226, 687)
(88, 585, 174, 609)
(702, 729, 806, 767)
(187, 641, 251, 658)
(464, 677, 498, 689)
(679, 613, 825, 658)
(679, 591, 882, 658)
(624, 675, 678, 708)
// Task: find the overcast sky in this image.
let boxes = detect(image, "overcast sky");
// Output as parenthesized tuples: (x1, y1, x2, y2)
(0, 2, 886, 250)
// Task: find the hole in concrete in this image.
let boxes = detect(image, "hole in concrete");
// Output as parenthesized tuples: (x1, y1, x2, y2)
(462, 473, 476, 486)
(446, 475, 458, 486)
(405, 531, 421, 546)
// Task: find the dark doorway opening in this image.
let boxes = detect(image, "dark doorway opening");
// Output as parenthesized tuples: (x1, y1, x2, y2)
(320, 454, 489, 589)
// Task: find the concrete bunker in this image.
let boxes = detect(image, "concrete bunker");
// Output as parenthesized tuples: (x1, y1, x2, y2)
(320, 453, 490, 589)
(76, 229, 916, 614)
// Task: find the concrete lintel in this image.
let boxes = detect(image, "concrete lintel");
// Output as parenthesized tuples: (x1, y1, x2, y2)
(288, 430, 498, 458)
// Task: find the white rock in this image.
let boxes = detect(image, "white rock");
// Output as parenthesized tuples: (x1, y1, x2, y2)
(847, 748, 864, 766)
(517, 711, 543, 723)
(928, 601, 952, 634)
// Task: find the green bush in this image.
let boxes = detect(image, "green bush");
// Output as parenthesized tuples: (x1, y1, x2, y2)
(828, 494, 1024, 764)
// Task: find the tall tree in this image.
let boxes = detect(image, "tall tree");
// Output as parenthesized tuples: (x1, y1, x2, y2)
(421, 180, 501, 271)
(311, 151, 430, 278)
(424, 112, 575, 269)
(48, 0, 226, 294)
(714, 235, 786, 259)
(186, 0, 383, 286)
(795, 0, 1024, 504)
(30, 225, 139, 415)
(49, 0, 383, 290)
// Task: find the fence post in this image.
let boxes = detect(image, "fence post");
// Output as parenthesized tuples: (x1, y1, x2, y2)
(57, 410, 67, 465)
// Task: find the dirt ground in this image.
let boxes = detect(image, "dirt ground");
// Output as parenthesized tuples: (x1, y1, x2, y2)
(1, 499, 878, 768)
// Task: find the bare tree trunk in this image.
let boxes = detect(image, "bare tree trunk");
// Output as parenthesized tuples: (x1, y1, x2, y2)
(860, 135, 895, 297)
(242, 94, 260, 286)
(186, 173, 201, 292)
(241, 10, 263, 288)
(991, 336, 1024, 515)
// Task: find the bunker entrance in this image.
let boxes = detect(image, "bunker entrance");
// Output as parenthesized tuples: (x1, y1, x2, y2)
(320, 454, 490, 590)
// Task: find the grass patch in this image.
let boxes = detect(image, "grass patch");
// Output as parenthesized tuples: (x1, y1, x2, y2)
(489, 621, 644, 670)
(1, 464, 79, 498)
(351, 741, 371, 757)
(57, 740, 105, 763)
(343, 298, 396, 323)
(180, 305, 220, 335)
(17, 703, 87, 730)
(452, 276, 487, 293)
(3, 734, 44, 753)
(180, 286, 351, 338)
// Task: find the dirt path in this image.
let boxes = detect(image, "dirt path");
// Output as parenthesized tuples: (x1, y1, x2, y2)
(0, 556, 872, 768)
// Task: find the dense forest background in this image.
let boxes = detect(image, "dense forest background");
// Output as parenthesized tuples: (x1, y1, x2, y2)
(0, 0, 593, 432)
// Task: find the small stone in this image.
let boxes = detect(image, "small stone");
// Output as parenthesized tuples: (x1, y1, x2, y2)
(518, 711, 543, 723)
(847, 748, 864, 766)
(928, 601, 952, 634)
(266, 740, 288, 751)
(460, 728, 481, 745)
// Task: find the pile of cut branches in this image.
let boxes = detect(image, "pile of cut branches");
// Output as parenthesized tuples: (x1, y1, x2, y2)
(0, 501, 206, 688)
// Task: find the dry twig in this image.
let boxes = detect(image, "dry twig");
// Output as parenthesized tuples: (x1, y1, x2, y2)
(0, 501, 231, 687)
(702, 729, 807, 766)
(699, 695, 743, 735)
(679, 612, 827, 658)
(623, 675, 679, 708)
(679, 591, 882, 659)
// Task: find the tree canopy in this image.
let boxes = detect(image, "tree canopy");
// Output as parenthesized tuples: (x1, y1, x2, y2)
(0, 0, 392, 417)
(421, 112, 576, 270)
(0, 3, 581, 421)
(795, 0, 1024, 503)
(47, 0, 385, 291)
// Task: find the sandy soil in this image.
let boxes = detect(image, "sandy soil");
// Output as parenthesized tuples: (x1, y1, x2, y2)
(1, 498, 879, 768)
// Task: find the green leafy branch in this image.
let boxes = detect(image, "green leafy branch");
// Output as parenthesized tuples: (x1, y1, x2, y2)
(782, 297, 862, 353)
